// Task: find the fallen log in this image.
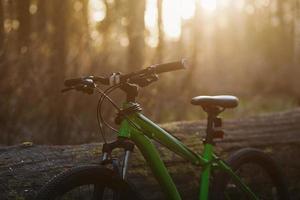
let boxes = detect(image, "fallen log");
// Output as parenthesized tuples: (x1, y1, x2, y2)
(1, 108, 300, 199)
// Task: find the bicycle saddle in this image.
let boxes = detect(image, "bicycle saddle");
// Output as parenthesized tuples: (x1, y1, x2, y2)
(191, 95, 239, 109)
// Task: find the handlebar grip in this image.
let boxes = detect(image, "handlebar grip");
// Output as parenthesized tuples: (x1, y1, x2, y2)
(64, 78, 83, 87)
(154, 59, 188, 74)
(64, 76, 109, 87)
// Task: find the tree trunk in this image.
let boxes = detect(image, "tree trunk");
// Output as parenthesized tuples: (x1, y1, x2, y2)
(37, 0, 47, 32)
(0, 0, 4, 57)
(97, 0, 114, 67)
(16, 0, 31, 51)
(0, 0, 5, 144)
(1, 109, 300, 199)
(126, 0, 146, 70)
(81, 0, 90, 33)
(48, 0, 70, 144)
(294, 0, 300, 100)
(180, 0, 201, 91)
(156, 0, 164, 63)
(50, 0, 69, 68)
(16, 0, 31, 81)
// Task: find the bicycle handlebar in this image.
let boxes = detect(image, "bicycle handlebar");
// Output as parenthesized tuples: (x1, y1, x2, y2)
(64, 78, 84, 87)
(64, 59, 187, 88)
(64, 76, 108, 87)
(153, 59, 188, 74)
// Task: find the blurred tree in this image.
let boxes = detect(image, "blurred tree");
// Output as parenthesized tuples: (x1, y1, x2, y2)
(50, 0, 69, 69)
(97, 0, 114, 66)
(34, 0, 48, 74)
(126, 0, 145, 70)
(82, 0, 90, 33)
(0, 0, 299, 145)
(191, 0, 201, 70)
(0, 0, 6, 143)
(294, 0, 300, 100)
(294, 0, 300, 66)
(16, 0, 33, 97)
(37, 0, 47, 31)
(181, 0, 201, 91)
(0, 0, 3, 56)
(67, 0, 91, 75)
(48, 0, 71, 144)
(16, 0, 31, 53)
(156, 0, 164, 62)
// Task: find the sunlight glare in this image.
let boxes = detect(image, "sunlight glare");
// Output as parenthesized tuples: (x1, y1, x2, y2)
(234, 0, 245, 11)
(145, 0, 159, 47)
(163, 0, 181, 40)
(255, 0, 270, 8)
(145, 0, 157, 29)
(200, 0, 217, 12)
(89, 0, 106, 22)
(88, 0, 233, 43)
(147, 0, 196, 41)
(180, 0, 196, 20)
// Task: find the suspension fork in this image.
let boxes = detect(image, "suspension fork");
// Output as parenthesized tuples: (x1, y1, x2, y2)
(101, 137, 135, 180)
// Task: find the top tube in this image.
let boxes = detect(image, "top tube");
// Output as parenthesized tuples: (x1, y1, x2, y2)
(118, 104, 207, 166)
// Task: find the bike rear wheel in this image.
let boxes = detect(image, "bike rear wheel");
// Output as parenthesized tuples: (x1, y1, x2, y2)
(212, 148, 289, 200)
(35, 165, 141, 200)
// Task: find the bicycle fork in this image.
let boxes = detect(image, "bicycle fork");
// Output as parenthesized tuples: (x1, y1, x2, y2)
(121, 150, 131, 179)
(101, 137, 135, 180)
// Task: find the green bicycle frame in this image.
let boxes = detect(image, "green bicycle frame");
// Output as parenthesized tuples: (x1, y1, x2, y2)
(118, 103, 258, 200)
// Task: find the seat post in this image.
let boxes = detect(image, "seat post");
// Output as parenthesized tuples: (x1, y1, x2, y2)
(205, 114, 214, 144)
(203, 106, 223, 144)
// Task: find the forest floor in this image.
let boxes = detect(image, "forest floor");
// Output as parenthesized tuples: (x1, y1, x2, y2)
(0, 108, 300, 199)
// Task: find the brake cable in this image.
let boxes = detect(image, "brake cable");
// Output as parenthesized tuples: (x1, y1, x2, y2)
(96, 85, 121, 143)
(97, 85, 120, 132)
(94, 71, 162, 143)
(95, 84, 150, 143)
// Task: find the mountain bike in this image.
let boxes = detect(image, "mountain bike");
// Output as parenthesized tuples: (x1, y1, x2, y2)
(35, 59, 289, 200)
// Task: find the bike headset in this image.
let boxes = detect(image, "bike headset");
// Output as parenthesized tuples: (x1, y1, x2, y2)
(62, 59, 188, 144)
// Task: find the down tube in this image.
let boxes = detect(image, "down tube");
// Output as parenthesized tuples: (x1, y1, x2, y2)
(129, 125, 182, 200)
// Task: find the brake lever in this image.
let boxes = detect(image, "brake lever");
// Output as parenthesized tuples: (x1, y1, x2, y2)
(62, 78, 96, 94)
(82, 78, 95, 86)
(75, 84, 94, 95)
(134, 73, 159, 87)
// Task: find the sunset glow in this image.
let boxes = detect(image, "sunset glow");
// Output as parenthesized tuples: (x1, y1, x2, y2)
(200, 0, 217, 12)
(162, 0, 182, 40)
(89, 0, 106, 22)
(89, 0, 245, 42)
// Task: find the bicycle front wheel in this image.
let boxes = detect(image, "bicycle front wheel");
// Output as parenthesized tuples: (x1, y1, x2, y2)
(212, 148, 289, 200)
(35, 165, 141, 200)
